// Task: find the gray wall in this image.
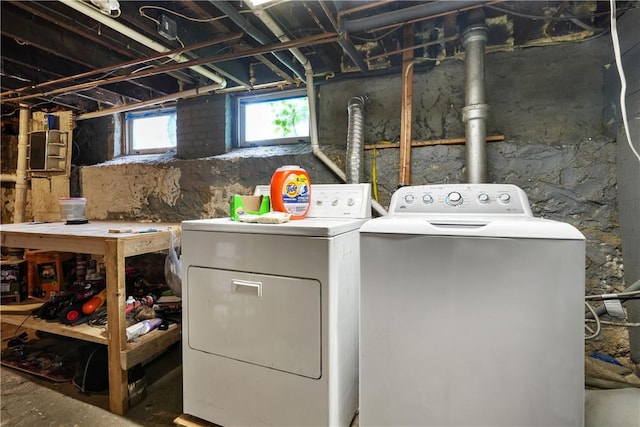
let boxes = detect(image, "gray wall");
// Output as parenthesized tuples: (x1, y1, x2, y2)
(611, 7, 640, 363)
(76, 34, 623, 297)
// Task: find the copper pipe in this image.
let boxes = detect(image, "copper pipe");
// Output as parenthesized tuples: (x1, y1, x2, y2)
(1, 34, 243, 98)
(4, 33, 339, 104)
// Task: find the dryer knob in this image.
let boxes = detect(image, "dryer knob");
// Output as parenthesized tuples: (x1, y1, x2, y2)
(478, 193, 490, 204)
(404, 194, 415, 204)
(498, 193, 511, 204)
(446, 191, 463, 206)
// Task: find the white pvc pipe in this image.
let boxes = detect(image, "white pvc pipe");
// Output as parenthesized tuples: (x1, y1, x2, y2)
(14, 104, 30, 223)
(59, 0, 225, 86)
(1, 174, 17, 183)
(251, 7, 387, 216)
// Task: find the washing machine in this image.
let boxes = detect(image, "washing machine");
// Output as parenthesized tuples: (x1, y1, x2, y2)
(359, 183, 585, 427)
(181, 184, 371, 427)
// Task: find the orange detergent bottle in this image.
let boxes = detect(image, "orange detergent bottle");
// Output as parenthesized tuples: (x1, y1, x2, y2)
(270, 165, 311, 220)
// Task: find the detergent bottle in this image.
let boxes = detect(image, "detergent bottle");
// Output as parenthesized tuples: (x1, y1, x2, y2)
(270, 165, 311, 220)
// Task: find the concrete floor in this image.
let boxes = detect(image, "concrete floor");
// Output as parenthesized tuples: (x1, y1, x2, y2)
(1, 341, 183, 427)
(2, 339, 640, 427)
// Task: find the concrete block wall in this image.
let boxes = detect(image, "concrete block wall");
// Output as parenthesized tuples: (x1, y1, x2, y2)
(176, 94, 226, 159)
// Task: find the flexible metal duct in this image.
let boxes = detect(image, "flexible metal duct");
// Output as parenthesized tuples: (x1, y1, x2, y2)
(461, 25, 490, 183)
(346, 97, 365, 184)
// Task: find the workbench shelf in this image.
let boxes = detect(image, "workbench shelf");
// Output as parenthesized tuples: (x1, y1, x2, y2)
(0, 221, 181, 415)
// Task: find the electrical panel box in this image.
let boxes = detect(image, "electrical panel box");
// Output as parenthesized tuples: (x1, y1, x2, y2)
(28, 130, 68, 173)
(159, 14, 177, 41)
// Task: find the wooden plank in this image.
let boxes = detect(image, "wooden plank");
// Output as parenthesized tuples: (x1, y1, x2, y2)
(365, 135, 505, 150)
(122, 324, 181, 369)
(122, 233, 173, 258)
(105, 238, 128, 416)
(0, 222, 179, 255)
(0, 316, 108, 345)
(0, 233, 107, 255)
(174, 413, 219, 427)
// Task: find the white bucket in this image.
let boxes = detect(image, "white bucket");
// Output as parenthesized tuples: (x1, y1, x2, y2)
(59, 197, 87, 221)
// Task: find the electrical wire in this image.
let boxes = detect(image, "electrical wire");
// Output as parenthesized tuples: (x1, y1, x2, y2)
(609, 0, 640, 164)
(139, 0, 288, 25)
(585, 289, 640, 300)
(585, 319, 640, 327)
(350, 24, 403, 42)
(9, 313, 34, 338)
(584, 301, 601, 340)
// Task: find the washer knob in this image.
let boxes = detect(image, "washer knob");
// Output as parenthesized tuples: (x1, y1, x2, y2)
(498, 193, 511, 204)
(478, 193, 490, 204)
(404, 194, 415, 204)
(423, 194, 433, 204)
(332, 198, 339, 206)
(347, 198, 355, 206)
(446, 192, 463, 206)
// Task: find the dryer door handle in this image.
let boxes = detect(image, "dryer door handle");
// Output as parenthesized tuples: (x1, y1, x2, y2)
(232, 279, 263, 298)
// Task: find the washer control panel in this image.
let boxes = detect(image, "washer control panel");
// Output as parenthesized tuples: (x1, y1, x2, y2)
(390, 184, 532, 216)
(254, 183, 371, 219)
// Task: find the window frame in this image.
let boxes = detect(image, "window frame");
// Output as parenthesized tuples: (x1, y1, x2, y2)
(125, 107, 177, 155)
(236, 89, 311, 148)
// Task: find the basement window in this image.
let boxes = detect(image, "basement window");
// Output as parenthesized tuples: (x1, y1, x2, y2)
(125, 108, 177, 154)
(237, 89, 310, 147)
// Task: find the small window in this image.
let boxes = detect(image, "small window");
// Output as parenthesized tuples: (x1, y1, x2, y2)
(125, 108, 177, 154)
(237, 89, 310, 147)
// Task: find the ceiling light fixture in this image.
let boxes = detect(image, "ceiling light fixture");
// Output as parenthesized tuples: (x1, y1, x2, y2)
(90, 0, 121, 17)
(246, 0, 279, 8)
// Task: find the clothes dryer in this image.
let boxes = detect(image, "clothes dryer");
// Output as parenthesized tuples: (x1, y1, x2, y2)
(182, 184, 371, 426)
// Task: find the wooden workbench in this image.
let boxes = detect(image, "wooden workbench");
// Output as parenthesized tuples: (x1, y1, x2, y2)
(0, 221, 181, 415)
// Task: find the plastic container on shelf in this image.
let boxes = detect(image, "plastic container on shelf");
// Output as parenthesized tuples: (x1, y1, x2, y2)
(58, 197, 87, 221)
(269, 165, 311, 220)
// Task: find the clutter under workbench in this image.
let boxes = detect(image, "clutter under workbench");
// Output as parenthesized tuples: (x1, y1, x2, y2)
(0, 221, 181, 415)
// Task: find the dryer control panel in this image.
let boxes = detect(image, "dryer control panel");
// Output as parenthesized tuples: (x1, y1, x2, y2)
(389, 184, 533, 216)
(254, 183, 371, 219)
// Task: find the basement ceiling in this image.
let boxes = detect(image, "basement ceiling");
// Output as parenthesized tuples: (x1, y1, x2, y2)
(0, 1, 634, 116)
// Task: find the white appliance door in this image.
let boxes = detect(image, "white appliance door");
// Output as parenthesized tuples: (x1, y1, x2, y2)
(187, 267, 322, 379)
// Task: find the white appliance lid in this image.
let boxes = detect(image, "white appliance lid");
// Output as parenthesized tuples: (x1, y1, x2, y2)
(359, 215, 585, 240)
(182, 217, 368, 237)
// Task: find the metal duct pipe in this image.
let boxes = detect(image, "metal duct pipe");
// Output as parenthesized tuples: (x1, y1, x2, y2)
(14, 103, 30, 223)
(461, 25, 489, 184)
(60, 0, 226, 87)
(328, 1, 368, 72)
(346, 97, 365, 184)
(209, 1, 305, 81)
(342, 0, 487, 33)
